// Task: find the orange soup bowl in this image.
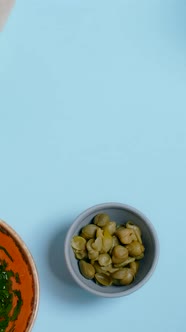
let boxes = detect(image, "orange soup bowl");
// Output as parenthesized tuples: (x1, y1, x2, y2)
(0, 219, 39, 332)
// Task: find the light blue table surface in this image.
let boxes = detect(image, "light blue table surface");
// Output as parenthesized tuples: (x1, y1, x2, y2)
(0, 0, 186, 331)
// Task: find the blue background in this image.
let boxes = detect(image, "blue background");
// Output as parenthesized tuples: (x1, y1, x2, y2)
(0, 0, 186, 331)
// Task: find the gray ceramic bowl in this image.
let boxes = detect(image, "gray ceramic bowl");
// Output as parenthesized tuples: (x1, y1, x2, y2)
(64, 203, 159, 298)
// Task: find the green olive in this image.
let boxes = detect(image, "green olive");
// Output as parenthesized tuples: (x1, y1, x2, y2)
(86, 239, 100, 260)
(95, 273, 113, 286)
(98, 253, 112, 266)
(113, 257, 135, 268)
(126, 241, 145, 257)
(91, 236, 102, 252)
(86, 239, 99, 260)
(100, 264, 119, 274)
(81, 224, 98, 239)
(75, 250, 87, 260)
(112, 245, 128, 264)
(115, 227, 137, 244)
(79, 260, 95, 279)
(86, 239, 94, 251)
(112, 278, 121, 286)
(102, 221, 116, 235)
(109, 235, 120, 255)
(93, 262, 105, 274)
(112, 235, 120, 247)
(119, 268, 134, 285)
(130, 261, 140, 275)
(94, 213, 110, 227)
(96, 227, 103, 238)
(101, 230, 113, 253)
(88, 250, 99, 260)
(135, 253, 144, 260)
(71, 236, 86, 251)
(126, 222, 142, 243)
(112, 268, 133, 280)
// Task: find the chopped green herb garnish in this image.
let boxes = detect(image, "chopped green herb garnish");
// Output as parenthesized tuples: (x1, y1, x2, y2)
(0, 247, 23, 332)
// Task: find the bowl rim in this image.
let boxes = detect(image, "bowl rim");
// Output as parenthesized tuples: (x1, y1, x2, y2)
(64, 202, 160, 298)
(0, 218, 40, 331)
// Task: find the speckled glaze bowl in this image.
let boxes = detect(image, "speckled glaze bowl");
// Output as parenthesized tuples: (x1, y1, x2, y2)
(64, 203, 159, 298)
(0, 219, 39, 332)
